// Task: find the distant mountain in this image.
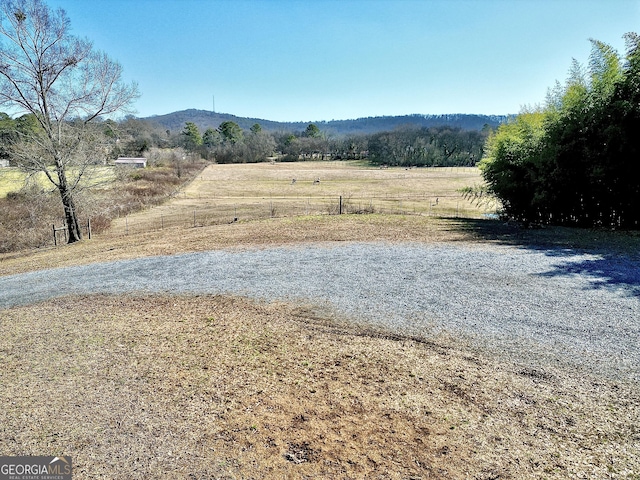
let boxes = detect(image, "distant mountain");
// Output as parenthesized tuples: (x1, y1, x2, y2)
(142, 109, 509, 136)
(317, 113, 510, 135)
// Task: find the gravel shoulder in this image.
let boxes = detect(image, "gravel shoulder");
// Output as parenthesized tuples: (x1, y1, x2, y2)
(2, 241, 639, 382)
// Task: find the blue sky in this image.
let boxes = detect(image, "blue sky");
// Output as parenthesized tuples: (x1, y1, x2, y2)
(47, 0, 639, 122)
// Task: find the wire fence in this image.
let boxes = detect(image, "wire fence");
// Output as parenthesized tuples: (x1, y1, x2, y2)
(105, 194, 497, 237)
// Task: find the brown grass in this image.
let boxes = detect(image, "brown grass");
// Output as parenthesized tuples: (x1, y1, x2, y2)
(1, 162, 639, 478)
(2, 294, 638, 479)
(106, 162, 496, 235)
(0, 189, 61, 252)
(0, 159, 205, 252)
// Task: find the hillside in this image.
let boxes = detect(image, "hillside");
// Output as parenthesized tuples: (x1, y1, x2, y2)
(142, 109, 509, 136)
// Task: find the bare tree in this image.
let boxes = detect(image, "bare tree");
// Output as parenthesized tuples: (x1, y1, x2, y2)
(0, 0, 139, 243)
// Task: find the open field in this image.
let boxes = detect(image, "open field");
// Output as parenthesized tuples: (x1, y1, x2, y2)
(1, 162, 639, 478)
(0, 168, 29, 197)
(107, 162, 496, 235)
(0, 166, 116, 197)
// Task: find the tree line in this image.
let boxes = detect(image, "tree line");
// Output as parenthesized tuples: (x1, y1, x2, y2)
(367, 126, 488, 167)
(132, 119, 490, 167)
(480, 33, 640, 229)
(2, 106, 492, 173)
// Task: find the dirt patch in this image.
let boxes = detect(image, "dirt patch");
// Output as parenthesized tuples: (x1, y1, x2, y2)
(1, 294, 637, 479)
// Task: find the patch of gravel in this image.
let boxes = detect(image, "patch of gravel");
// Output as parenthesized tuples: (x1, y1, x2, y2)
(1, 242, 639, 382)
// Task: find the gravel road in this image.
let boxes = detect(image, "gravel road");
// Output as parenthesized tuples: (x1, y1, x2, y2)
(1, 242, 639, 382)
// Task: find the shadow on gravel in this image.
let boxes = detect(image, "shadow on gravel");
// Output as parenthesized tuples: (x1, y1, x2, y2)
(450, 218, 640, 296)
(538, 255, 640, 296)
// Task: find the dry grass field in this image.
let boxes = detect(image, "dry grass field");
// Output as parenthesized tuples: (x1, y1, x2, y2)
(1, 162, 639, 479)
(0, 168, 28, 197)
(3, 293, 638, 479)
(107, 162, 496, 235)
(0, 166, 115, 198)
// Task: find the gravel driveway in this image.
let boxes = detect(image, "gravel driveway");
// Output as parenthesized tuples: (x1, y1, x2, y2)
(1, 242, 638, 382)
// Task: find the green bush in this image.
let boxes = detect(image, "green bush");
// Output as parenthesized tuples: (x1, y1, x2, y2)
(480, 33, 640, 229)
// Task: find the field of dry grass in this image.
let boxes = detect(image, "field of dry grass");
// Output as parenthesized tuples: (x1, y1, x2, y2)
(2, 293, 638, 479)
(0, 168, 29, 197)
(107, 162, 496, 235)
(1, 161, 639, 479)
(0, 166, 115, 198)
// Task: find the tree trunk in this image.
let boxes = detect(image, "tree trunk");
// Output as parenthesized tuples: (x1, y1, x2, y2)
(56, 166, 82, 244)
(62, 190, 82, 243)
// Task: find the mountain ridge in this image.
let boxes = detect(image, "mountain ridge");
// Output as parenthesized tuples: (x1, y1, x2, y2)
(142, 109, 509, 136)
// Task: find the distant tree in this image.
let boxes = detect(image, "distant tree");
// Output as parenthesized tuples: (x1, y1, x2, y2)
(367, 126, 486, 167)
(330, 134, 368, 160)
(250, 123, 262, 134)
(0, 112, 12, 127)
(299, 135, 329, 159)
(14, 113, 40, 136)
(122, 137, 151, 157)
(283, 134, 297, 146)
(0, 0, 138, 243)
(102, 116, 156, 158)
(278, 133, 300, 160)
(218, 121, 243, 144)
(103, 119, 120, 141)
(182, 122, 202, 151)
(203, 127, 222, 148)
(0, 112, 16, 158)
(244, 129, 276, 162)
(305, 123, 322, 138)
(118, 116, 154, 141)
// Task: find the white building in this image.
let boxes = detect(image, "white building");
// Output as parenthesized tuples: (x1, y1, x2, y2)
(114, 157, 147, 168)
